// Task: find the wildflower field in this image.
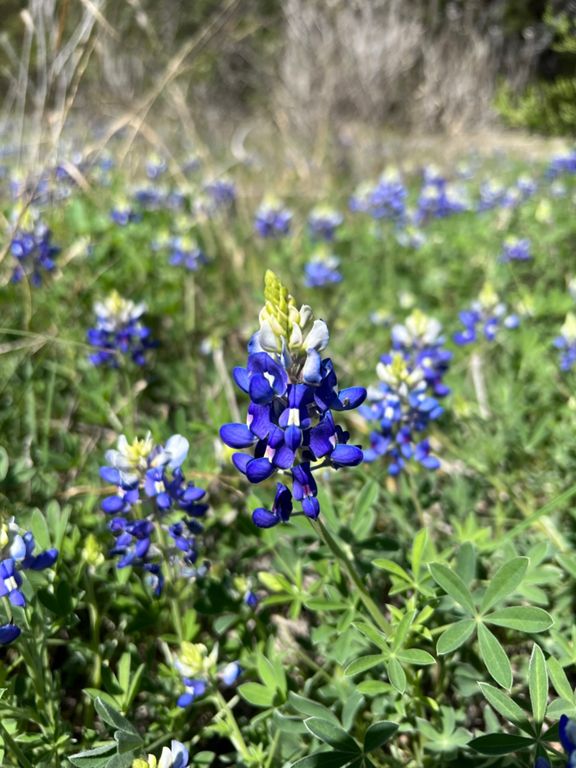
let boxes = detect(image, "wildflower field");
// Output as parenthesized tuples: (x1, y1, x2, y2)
(2, 137, 576, 768)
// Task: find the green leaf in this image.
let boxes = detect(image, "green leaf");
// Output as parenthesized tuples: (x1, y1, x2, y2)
(350, 480, 379, 539)
(468, 734, 534, 755)
(106, 753, 135, 768)
(352, 621, 389, 649)
(191, 752, 215, 767)
(484, 607, 553, 633)
(411, 529, 428, 577)
(114, 729, 143, 753)
(256, 654, 280, 692)
(93, 697, 137, 735)
(287, 693, 340, 726)
(356, 681, 391, 696)
(344, 655, 383, 677)
(0, 446, 9, 481)
(372, 560, 410, 582)
(290, 752, 360, 768)
(391, 611, 415, 652)
(386, 658, 406, 694)
(480, 557, 528, 613)
(436, 620, 475, 655)
(477, 624, 512, 689)
(529, 644, 548, 725)
(304, 718, 361, 753)
(238, 682, 276, 708)
(478, 683, 529, 728)
(363, 721, 398, 753)
(548, 657, 574, 701)
(68, 743, 116, 768)
(429, 563, 475, 614)
(396, 649, 435, 666)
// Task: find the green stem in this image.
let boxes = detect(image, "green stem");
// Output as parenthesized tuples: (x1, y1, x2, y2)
(406, 472, 425, 528)
(213, 690, 252, 764)
(0, 720, 33, 768)
(310, 519, 390, 635)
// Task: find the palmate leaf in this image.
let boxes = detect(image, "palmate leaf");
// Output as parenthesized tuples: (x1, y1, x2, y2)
(344, 655, 383, 677)
(288, 693, 341, 726)
(429, 563, 475, 614)
(477, 624, 512, 690)
(484, 606, 553, 633)
(363, 721, 398, 753)
(93, 697, 138, 736)
(547, 657, 574, 702)
(436, 619, 475, 655)
(238, 682, 276, 707)
(478, 683, 531, 730)
(386, 658, 406, 694)
(304, 718, 361, 754)
(480, 558, 528, 613)
(529, 644, 548, 726)
(468, 734, 534, 755)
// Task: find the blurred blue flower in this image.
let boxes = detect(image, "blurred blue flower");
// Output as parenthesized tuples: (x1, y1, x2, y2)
(308, 206, 343, 241)
(500, 236, 531, 262)
(87, 290, 155, 367)
(453, 283, 519, 346)
(554, 313, 576, 371)
(304, 253, 342, 288)
(10, 223, 60, 286)
(254, 198, 292, 238)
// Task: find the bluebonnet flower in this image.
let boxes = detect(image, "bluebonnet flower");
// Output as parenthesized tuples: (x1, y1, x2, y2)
(477, 181, 518, 212)
(547, 150, 576, 178)
(254, 198, 293, 238)
(500, 236, 531, 262)
(219, 661, 242, 686)
(308, 206, 344, 241)
(516, 175, 537, 198)
(560, 714, 576, 766)
(133, 740, 189, 768)
(87, 291, 155, 367)
(174, 642, 215, 708)
(391, 310, 452, 397)
(395, 226, 426, 249)
(220, 271, 366, 527)
(304, 248, 342, 288)
(204, 178, 236, 209)
(415, 167, 468, 222)
(453, 283, 520, 346)
(110, 197, 139, 226)
(350, 171, 407, 221)
(0, 518, 58, 644)
(10, 218, 60, 286)
(99, 433, 207, 593)
(554, 313, 576, 371)
(360, 353, 443, 475)
(166, 235, 206, 272)
(145, 153, 168, 180)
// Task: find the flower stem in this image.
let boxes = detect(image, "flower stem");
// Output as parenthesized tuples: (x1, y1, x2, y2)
(310, 518, 390, 635)
(213, 690, 252, 764)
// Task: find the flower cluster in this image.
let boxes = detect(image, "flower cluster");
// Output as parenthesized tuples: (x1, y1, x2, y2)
(254, 198, 293, 238)
(453, 283, 520, 346)
(166, 235, 206, 272)
(391, 309, 452, 397)
(308, 206, 343, 241)
(554, 313, 576, 371)
(350, 171, 407, 221)
(99, 433, 207, 593)
(87, 290, 155, 367)
(174, 642, 241, 708)
(559, 715, 576, 767)
(360, 353, 443, 475)
(500, 236, 531, 262)
(220, 271, 366, 527)
(0, 518, 58, 644)
(415, 168, 468, 222)
(10, 221, 60, 286)
(304, 247, 342, 288)
(110, 198, 139, 226)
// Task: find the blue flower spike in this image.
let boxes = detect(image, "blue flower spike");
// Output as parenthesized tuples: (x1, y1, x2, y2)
(221, 271, 366, 527)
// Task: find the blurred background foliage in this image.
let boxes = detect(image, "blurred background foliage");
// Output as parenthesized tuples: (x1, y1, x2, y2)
(0, 0, 575, 148)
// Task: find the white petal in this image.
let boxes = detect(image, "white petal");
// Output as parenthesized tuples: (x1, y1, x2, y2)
(165, 435, 189, 469)
(304, 320, 329, 351)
